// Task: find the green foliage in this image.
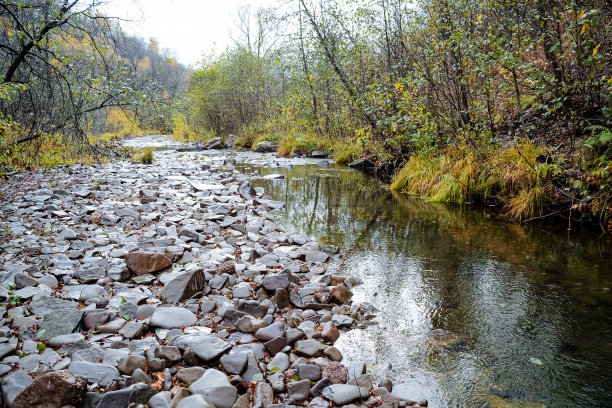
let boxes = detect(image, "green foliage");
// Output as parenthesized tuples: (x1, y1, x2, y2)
(133, 148, 154, 165)
(36, 343, 47, 353)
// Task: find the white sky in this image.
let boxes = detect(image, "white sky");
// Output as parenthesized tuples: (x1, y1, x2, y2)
(100, 0, 271, 67)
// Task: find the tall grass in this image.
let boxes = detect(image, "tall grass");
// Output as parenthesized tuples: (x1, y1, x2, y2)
(391, 140, 557, 219)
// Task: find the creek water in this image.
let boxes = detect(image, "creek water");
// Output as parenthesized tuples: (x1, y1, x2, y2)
(131, 136, 612, 408)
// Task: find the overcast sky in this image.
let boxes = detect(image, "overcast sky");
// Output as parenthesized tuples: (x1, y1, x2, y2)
(101, 0, 270, 67)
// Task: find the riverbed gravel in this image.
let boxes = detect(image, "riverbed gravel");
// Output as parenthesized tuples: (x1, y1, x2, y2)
(0, 143, 427, 408)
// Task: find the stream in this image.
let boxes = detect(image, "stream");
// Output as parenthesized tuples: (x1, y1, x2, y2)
(128, 135, 612, 408)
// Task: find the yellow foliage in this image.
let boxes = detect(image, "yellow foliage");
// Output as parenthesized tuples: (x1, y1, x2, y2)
(391, 140, 555, 219)
(172, 114, 198, 141)
(104, 108, 146, 139)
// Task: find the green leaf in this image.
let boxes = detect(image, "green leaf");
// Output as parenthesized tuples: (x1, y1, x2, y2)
(36, 343, 46, 352)
(270, 367, 281, 373)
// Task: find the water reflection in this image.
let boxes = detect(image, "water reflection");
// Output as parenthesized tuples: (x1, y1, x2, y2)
(236, 161, 612, 408)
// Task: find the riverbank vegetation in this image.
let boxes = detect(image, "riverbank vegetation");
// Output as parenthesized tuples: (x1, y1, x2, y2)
(1, 0, 610, 230)
(181, 0, 611, 230)
(0, 0, 188, 170)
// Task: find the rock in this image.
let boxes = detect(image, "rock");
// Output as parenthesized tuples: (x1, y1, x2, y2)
(204, 137, 225, 149)
(321, 321, 340, 343)
(161, 268, 206, 303)
(294, 339, 326, 357)
(254, 382, 274, 408)
(98, 318, 127, 333)
(298, 364, 322, 381)
(124, 252, 172, 276)
(14, 273, 38, 289)
(287, 380, 311, 401)
(1, 370, 33, 408)
(216, 261, 235, 275)
(264, 336, 286, 355)
(176, 367, 205, 384)
(117, 355, 147, 375)
(37, 308, 84, 339)
(119, 320, 147, 339)
(0, 344, 16, 359)
(68, 361, 119, 387)
(305, 251, 329, 263)
(188, 369, 237, 408)
(322, 362, 348, 384)
(267, 352, 290, 372)
(151, 307, 197, 329)
(96, 383, 156, 408)
(324, 346, 343, 362)
(273, 288, 290, 309)
(311, 150, 328, 158)
(255, 321, 284, 341)
(173, 333, 231, 362)
(308, 396, 329, 408)
(261, 273, 290, 291)
(176, 394, 215, 408)
(254, 141, 276, 153)
(149, 391, 172, 408)
(83, 311, 111, 330)
(321, 384, 370, 405)
(12, 370, 87, 408)
(220, 353, 248, 375)
(236, 315, 268, 333)
(238, 181, 256, 198)
(47, 333, 84, 347)
(348, 159, 375, 171)
(155, 346, 182, 364)
(331, 285, 353, 304)
(310, 378, 332, 397)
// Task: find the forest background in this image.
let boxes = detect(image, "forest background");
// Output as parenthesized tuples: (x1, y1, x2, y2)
(1, 0, 610, 230)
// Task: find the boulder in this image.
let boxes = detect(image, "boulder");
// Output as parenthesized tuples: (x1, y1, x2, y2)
(254, 141, 277, 153)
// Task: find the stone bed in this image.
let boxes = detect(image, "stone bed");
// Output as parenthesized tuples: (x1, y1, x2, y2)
(0, 150, 427, 408)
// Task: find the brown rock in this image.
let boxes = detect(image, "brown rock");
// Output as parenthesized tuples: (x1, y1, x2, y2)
(83, 311, 112, 330)
(322, 361, 348, 384)
(274, 288, 290, 309)
(321, 321, 340, 343)
(90, 210, 103, 224)
(14, 273, 38, 289)
(13, 370, 87, 408)
(331, 285, 353, 304)
(330, 276, 346, 286)
(216, 261, 235, 275)
(124, 252, 172, 276)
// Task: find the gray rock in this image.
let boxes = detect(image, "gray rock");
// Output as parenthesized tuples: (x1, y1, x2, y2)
(305, 250, 329, 263)
(149, 390, 172, 408)
(220, 353, 248, 375)
(176, 394, 215, 408)
(267, 372, 285, 392)
(294, 339, 327, 357)
(161, 268, 206, 303)
(151, 307, 197, 329)
(298, 364, 322, 381)
(321, 384, 370, 405)
(255, 321, 284, 341)
(254, 382, 274, 408)
(68, 361, 119, 386)
(14, 273, 38, 289)
(95, 383, 156, 408)
(287, 379, 311, 401)
(267, 352, 290, 372)
(37, 308, 84, 339)
(47, 333, 84, 347)
(177, 367, 205, 384)
(188, 369, 237, 408)
(117, 355, 147, 375)
(261, 273, 289, 291)
(0, 343, 17, 359)
(119, 320, 147, 339)
(1, 370, 33, 408)
(173, 333, 231, 362)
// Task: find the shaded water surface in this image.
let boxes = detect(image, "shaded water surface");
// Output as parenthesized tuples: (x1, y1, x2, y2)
(234, 159, 612, 408)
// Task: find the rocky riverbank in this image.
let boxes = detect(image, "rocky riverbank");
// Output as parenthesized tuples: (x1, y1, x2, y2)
(0, 147, 427, 408)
